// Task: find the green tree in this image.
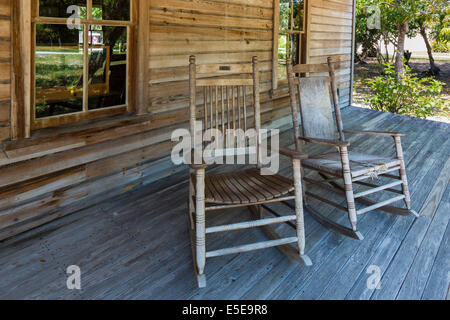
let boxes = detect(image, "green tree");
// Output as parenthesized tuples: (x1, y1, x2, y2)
(356, 0, 441, 78)
(409, 0, 448, 75)
(355, 0, 382, 60)
(377, 1, 422, 79)
(430, 5, 450, 52)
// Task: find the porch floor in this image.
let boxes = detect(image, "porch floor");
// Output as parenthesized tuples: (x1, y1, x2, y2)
(0, 107, 449, 300)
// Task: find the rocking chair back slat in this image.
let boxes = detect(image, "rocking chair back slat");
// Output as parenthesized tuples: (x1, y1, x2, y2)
(297, 76, 336, 140)
(291, 58, 344, 74)
(189, 56, 261, 164)
(287, 57, 346, 147)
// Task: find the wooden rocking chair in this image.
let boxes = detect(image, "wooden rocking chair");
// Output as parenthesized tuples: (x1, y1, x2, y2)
(286, 57, 419, 240)
(188, 56, 312, 288)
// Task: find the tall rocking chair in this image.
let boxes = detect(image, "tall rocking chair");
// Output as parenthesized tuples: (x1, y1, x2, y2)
(188, 56, 312, 288)
(286, 57, 419, 241)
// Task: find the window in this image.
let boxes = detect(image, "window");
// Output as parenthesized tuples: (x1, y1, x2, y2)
(273, 0, 306, 89)
(31, 0, 136, 130)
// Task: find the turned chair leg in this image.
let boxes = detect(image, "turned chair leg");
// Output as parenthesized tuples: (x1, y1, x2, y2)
(339, 147, 358, 231)
(195, 168, 207, 288)
(188, 170, 195, 230)
(293, 159, 312, 266)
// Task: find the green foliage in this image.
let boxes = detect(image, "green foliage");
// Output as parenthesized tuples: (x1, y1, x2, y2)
(355, 0, 381, 58)
(429, 5, 450, 52)
(356, 0, 448, 64)
(366, 63, 446, 118)
(279, 0, 304, 31)
(278, 35, 287, 59)
(432, 40, 450, 52)
(355, 0, 417, 62)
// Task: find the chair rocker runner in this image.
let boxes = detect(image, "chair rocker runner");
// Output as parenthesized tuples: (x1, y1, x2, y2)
(286, 57, 419, 241)
(188, 56, 312, 288)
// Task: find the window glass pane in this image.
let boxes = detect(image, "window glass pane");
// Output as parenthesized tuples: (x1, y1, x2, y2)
(88, 25, 127, 110)
(35, 24, 84, 118)
(293, 0, 305, 31)
(39, 0, 87, 19)
(278, 34, 288, 80)
(92, 0, 130, 21)
(279, 0, 291, 31)
(291, 33, 301, 65)
(278, 33, 300, 80)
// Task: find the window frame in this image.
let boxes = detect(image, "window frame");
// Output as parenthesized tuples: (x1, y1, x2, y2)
(272, 0, 307, 90)
(14, 0, 138, 136)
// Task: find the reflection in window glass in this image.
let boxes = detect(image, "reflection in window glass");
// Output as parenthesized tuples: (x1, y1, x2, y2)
(278, 33, 300, 81)
(279, 0, 290, 31)
(92, 0, 130, 21)
(278, 34, 288, 80)
(88, 26, 127, 110)
(35, 24, 84, 118)
(39, 0, 87, 18)
(293, 0, 305, 31)
(279, 0, 304, 32)
(290, 33, 301, 65)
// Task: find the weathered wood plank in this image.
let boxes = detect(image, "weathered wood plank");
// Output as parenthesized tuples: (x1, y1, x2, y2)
(343, 125, 449, 299)
(369, 156, 450, 300)
(313, 124, 445, 300)
(0, 105, 448, 299)
(396, 193, 449, 300)
(421, 222, 450, 300)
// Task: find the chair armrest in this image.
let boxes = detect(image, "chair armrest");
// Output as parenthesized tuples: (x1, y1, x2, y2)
(261, 145, 308, 160)
(298, 136, 350, 147)
(186, 149, 208, 170)
(343, 129, 406, 137)
(278, 146, 308, 160)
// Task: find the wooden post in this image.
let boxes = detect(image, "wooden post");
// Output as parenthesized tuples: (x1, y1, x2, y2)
(136, 0, 149, 115)
(11, 0, 25, 139)
(327, 57, 345, 141)
(339, 146, 357, 230)
(394, 136, 411, 209)
(272, 0, 280, 90)
(195, 168, 206, 286)
(350, 0, 357, 106)
(12, 0, 32, 139)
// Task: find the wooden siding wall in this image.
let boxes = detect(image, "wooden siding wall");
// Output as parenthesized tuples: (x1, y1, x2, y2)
(0, 0, 10, 142)
(0, 0, 355, 241)
(147, 0, 291, 129)
(307, 0, 354, 107)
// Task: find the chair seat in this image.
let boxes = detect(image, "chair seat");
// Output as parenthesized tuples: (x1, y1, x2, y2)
(302, 151, 401, 178)
(204, 168, 294, 205)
